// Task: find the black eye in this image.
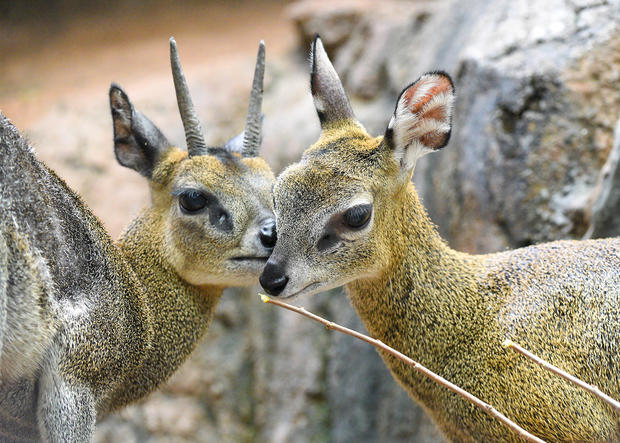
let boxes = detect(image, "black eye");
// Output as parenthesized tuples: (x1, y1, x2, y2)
(179, 190, 207, 213)
(343, 204, 372, 229)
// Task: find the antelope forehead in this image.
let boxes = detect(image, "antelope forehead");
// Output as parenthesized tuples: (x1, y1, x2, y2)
(305, 134, 377, 160)
(276, 169, 368, 223)
(241, 156, 274, 177)
(179, 155, 227, 178)
(182, 154, 264, 187)
(276, 165, 336, 201)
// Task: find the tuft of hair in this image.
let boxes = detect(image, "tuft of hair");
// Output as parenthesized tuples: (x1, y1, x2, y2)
(386, 71, 455, 172)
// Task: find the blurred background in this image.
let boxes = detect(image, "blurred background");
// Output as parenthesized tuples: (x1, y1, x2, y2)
(1, 0, 619, 441)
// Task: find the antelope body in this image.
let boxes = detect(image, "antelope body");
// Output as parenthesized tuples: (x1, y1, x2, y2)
(260, 37, 620, 442)
(0, 39, 275, 441)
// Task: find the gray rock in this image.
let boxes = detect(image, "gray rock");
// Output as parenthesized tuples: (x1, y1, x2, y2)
(397, 0, 620, 251)
(587, 118, 620, 239)
(327, 294, 444, 443)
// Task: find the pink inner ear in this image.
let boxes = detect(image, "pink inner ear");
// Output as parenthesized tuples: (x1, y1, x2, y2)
(420, 106, 446, 121)
(419, 131, 448, 148)
(114, 119, 130, 138)
(403, 76, 452, 114)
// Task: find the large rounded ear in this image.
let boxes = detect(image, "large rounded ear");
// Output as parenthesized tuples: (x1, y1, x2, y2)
(310, 35, 356, 128)
(109, 84, 171, 178)
(384, 71, 454, 174)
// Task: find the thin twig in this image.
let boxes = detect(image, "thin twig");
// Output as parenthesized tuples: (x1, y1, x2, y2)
(260, 294, 546, 443)
(502, 339, 620, 411)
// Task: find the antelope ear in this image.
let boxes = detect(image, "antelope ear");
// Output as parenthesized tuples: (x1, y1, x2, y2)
(224, 130, 245, 154)
(226, 115, 264, 155)
(310, 35, 356, 128)
(109, 84, 170, 178)
(384, 71, 454, 174)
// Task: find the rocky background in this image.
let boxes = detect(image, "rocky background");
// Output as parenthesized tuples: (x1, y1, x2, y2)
(2, 0, 619, 441)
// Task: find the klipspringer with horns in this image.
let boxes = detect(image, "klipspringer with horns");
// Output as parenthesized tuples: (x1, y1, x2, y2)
(0, 38, 274, 440)
(260, 36, 619, 442)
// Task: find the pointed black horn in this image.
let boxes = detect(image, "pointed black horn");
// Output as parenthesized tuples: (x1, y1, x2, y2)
(242, 40, 265, 157)
(170, 37, 208, 157)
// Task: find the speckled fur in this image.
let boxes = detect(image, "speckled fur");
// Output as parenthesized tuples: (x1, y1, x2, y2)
(267, 38, 619, 442)
(0, 82, 274, 441)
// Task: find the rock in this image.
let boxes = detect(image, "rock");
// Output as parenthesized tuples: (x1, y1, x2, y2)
(395, 0, 620, 251)
(289, 0, 444, 100)
(141, 397, 205, 436)
(586, 118, 620, 238)
(327, 295, 444, 443)
(287, 0, 375, 55)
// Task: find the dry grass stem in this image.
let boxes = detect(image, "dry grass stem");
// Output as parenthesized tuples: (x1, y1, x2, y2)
(260, 294, 547, 443)
(502, 340, 620, 411)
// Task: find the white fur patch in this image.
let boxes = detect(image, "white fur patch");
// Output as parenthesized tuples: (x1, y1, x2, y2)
(408, 76, 440, 105)
(391, 75, 454, 173)
(60, 297, 92, 319)
(313, 95, 325, 113)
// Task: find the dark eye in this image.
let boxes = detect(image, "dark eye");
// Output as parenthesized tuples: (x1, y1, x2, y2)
(343, 204, 372, 229)
(179, 190, 207, 213)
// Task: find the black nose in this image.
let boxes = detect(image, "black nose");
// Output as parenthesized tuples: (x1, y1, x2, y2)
(259, 219, 277, 249)
(259, 261, 288, 296)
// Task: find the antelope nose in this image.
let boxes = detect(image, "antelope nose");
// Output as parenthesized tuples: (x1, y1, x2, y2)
(259, 219, 277, 249)
(260, 261, 288, 296)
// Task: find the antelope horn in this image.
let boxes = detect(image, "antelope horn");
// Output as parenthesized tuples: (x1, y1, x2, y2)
(242, 40, 265, 157)
(170, 37, 208, 157)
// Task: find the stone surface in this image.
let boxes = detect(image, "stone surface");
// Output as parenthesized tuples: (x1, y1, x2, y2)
(587, 118, 620, 238)
(379, 0, 620, 251)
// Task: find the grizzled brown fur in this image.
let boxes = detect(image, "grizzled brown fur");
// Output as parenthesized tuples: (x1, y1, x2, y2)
(0, 40, 274, 441)
(263, 37, 619, 442)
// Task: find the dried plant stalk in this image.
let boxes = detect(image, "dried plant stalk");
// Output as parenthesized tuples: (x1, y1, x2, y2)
(260, 294, 546, 443)
(502, 339, 620, 411)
